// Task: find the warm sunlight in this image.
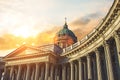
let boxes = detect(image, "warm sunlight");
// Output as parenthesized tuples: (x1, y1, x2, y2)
(12, 26, 37, 38)
(0, 0, 113, 51)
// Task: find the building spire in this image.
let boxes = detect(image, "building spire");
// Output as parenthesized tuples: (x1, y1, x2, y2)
(65, 17, 67, 24)
(63, 17, 68, 29)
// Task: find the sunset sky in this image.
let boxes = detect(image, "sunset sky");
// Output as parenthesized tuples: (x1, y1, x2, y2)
(0, 0, 114, 56)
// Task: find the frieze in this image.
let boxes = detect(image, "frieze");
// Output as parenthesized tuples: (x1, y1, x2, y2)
(5, 56, 48, 66)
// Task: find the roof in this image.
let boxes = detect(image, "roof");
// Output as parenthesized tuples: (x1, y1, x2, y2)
(56, 23, 77, 42)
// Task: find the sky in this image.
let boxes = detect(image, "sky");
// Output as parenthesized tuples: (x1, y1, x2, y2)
(0, 0, 114, 56)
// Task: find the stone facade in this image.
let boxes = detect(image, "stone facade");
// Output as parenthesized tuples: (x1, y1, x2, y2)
(1, 0, 120, 80)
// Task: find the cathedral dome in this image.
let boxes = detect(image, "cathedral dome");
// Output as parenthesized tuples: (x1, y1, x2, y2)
(54, 21, 77, 48)
(56, 23, 77, 42)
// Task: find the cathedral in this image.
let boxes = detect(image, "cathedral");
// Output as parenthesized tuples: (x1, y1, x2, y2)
(0, 0, 120, 80)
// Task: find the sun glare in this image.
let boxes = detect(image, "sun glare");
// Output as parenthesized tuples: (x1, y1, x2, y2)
(12, 26, 37, 38)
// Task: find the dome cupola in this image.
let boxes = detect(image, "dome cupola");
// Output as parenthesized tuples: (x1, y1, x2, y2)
(54, 19, 77, 48)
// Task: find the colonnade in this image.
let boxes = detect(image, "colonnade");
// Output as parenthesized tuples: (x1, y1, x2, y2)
(64, 31, 120, 80)
(60, 34, 120, 80)
(3, 62, 53, 80)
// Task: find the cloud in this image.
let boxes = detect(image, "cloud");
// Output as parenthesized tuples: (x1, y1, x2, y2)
(71, 18, 90, 26)
(0, 12, 102, 50)
(0, 26, 61, 50)
(85, 12, 103, 19)
(69, 12, 102, 39)
(71, 12, 102, 26)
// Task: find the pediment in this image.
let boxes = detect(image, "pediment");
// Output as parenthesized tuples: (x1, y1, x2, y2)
(5, 45, 40, 58)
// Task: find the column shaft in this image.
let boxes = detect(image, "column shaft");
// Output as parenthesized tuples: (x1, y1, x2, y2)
(41, 66, 45, 80)
(25, 64, 31, 80)
(50, 64, 54, 80)
(45, 62, 49, 80)
(57, 67, 60, 80)
(62, 64, 66, 80)
(83, 62, 87, 80)
(3, 67, 10, 80)
(87, 55, 92, 80)
(93, 58, 97, 80)
(70, 61, 74, 80)
(55, 67, 58, 80)
(75, 64, 78, 80)
(78, 58, 83, 80)
(31, 68, 35, 80)
(35, 63, 40, 80)
(10, 66, 14, 80)
(0, 69, 2, 80)
(23, 68, 27, 80)
(104, 41, 114, 80)
(16, 65, 22, 80)
(114, 32, 120, 66)
(95, 49, 103, 80)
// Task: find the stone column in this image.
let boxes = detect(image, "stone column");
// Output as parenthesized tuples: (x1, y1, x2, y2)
(78, 58, 83, 80)
(25, 64, 31, 80)
(55, 66, 58, 80)
(41, 66, 45, 80)
(114, 31, 120, 66)
(3, 67, 9, 80)
(75, 63, 78, 80)
(23, 68, 26, 80)
(62, 64, 66, 80)
(104, 41, 114, 80)
(50, 64, 54, 80)
(70, 61, 74, 80)
(87, 55, 92, 80)
(0, 69, 2, 80)
(35, 63, 40, 80)
(16, 65, 22, 80)
(31, 68, 35, 80)
(83, 62, 87, 80)
(10, 66, 14, 80)
(57, 66, 60, 80)
(95, 49, 103, 80)
(92, 57, 97, 80)
(45, 62, 49, 80)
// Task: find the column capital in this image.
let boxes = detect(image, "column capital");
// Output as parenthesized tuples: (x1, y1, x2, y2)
(103, 40, 111, 47)
(18, 64, 22, 67)
(94, 48, 101, 54)
(26, 63, 31, 67)
(62, 63, 66, 67)
(35, 63, 40, 68)
(113, 30, 120, 39)
(77, 58, 82, 62)
(87, 54, 91, 58)
(35, 63, 39, 65)
(114, 30, 120, 36)
(95, 48, 98, 52)
(70, 61, 74, 65)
